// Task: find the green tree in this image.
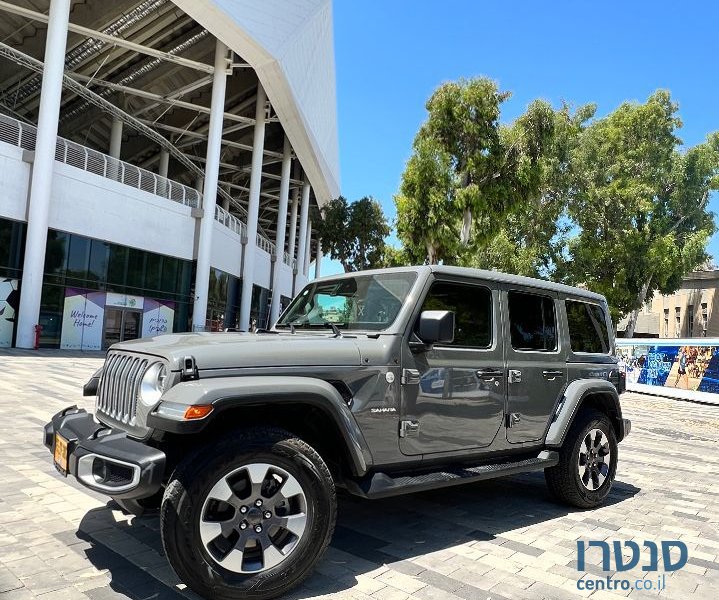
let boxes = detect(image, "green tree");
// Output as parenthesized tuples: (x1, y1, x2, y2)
(395, 77, 557, 264)
(395, 136, 457, 264)
(315, 196, 390, 272)
(560, 91, 719, 333)
(380, 245, 412, 267)
(468, 103, 596, 276)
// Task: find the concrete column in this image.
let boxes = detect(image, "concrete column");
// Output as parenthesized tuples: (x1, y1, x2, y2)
(158, 149, 170, 178)
(287, 188, 299, 267)
(191, 39, 228, 331)
(238, 83, 267, 331)
(109, 116, 123, 159)
(314, 239, 323, 279)
(303, 220, 312, 277)
(269, 136, 292, 324)
(296, 179, 311, 276)
(16, 0, 71, 348)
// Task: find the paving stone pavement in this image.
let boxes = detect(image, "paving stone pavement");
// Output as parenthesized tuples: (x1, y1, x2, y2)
(0, 349, 718, 600)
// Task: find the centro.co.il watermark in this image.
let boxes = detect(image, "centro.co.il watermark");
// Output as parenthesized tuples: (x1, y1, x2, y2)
(576, 539, 688, 592)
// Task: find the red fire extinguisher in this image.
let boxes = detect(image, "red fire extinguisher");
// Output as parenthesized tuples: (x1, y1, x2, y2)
(33, 324, 42, 350)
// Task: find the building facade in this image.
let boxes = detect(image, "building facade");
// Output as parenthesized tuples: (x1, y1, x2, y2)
(617, 270, 719, 338)
(0, 0, 337, 349)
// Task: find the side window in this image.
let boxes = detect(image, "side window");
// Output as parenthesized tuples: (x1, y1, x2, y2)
(418, 281, 492, 348)
(566, 300, 610, 354)
(508, 291, 557, 351)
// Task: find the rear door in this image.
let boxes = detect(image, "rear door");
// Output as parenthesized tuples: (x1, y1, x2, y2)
(400, 277, 505, 455)
(502, 287, 567, 443)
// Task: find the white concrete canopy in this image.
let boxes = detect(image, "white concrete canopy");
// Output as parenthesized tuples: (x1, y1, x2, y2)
(171, 0, 340, 207)
(0, 0, 337, 343)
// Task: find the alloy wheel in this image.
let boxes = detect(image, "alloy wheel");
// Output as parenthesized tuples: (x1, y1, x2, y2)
(199, 462, 308, 573)
(577, 428, 612, 491)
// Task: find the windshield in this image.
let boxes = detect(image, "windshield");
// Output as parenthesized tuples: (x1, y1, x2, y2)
(276, 272, 417, 332)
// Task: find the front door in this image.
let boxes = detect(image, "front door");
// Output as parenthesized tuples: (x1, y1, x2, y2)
(103, 308, 143, 349)
(400, 278, 505, 455)
(502, 288, 567, 443)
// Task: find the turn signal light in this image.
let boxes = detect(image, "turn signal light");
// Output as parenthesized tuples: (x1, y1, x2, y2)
(184, 405, 214, 420)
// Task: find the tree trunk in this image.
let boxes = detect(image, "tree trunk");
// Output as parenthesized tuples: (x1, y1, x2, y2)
(461, 207, 472, 245)
(624, 279, 652, 338)
(425, 241, 438, 265)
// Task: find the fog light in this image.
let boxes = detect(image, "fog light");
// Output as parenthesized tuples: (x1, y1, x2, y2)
(184, 405, 213, 420)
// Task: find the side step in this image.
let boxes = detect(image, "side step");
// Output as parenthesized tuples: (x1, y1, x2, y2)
(345, 451, 559, 499)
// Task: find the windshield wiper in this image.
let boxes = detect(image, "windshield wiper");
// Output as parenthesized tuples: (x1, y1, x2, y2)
(324, 321, 342, 338)
(279, 321, 343, 337)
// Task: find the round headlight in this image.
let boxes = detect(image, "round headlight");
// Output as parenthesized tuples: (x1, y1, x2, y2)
(139, 362, 168, 406)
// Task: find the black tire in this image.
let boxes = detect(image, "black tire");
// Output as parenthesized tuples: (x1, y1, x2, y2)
(544, 408, 618, 509)
(161, 427, 336, 600)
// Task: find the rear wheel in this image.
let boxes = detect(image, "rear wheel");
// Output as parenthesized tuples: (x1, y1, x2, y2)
(544, 408, 617, 508)
(161, 427, 336, 600)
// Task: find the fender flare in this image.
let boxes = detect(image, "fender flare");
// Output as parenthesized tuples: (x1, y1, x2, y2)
(147, 376, 372, 476)
(545, 379, 628, 448)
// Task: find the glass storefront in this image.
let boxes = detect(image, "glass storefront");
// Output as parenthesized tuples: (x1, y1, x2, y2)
(0, 217, 25, 348)
(206, 268, 270, 331)
(0, 217, 273, 346)
(252, 284, 270, 329)
(39, 229, 194, 348)
(207, 268, 240, 331)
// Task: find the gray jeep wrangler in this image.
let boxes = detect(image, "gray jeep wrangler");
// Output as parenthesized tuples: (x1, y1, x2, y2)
(44, 266, 630, 600)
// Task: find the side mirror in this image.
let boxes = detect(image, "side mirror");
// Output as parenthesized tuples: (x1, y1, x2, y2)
(417, 310, 455, 346)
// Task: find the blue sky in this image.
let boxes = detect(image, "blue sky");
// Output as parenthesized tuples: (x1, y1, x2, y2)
(326, 0, 719, 275)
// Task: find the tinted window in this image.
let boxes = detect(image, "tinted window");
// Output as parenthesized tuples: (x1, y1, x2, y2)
(66, 234, 90, 284)
(88, 240, 109, 285)
(0, 218, 25, 279)
(566, 300, 610, 354)
(508, 291, 557, 351)
(126, 249, 146, 288)
(145, 254, 162, 291)
(419, 281, 492, 348)
(161, 257, 179, 292)
(43, 230, 68, 283)
(107, 244, 127, 286)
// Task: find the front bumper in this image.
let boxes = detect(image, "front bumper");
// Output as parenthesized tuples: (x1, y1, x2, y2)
(43, 406, 166, 500)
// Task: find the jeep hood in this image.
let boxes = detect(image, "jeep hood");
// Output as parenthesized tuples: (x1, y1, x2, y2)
(110, 332, 363, 370)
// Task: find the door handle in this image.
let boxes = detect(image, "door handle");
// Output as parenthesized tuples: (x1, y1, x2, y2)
(401, 369, 421, 385)
(476, 368, 504, 380)
(542, 370, 564, 380)
(508, 369, 522, 383)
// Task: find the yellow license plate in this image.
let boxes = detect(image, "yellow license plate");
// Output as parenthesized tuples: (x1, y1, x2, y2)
(53, 433, 69, 475)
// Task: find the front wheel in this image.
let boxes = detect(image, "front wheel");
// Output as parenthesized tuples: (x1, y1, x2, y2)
(161, 427, 336, 600)
(544, 408, 618, 508)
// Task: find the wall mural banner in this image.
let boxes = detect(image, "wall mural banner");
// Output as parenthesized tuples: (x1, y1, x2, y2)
(617, 342, 719, 395)
(0, 278, 19, 348)
(141, 299, 175, 338)
(60, 288, 105, 351)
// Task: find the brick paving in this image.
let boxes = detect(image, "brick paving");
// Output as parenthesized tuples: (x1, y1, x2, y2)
(0, 349, 718, 600)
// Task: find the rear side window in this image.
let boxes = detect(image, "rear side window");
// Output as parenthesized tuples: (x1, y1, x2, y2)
(418, 281, 492, 348)
(566, 300, 610, 354)
(508, 291, 557, 351)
